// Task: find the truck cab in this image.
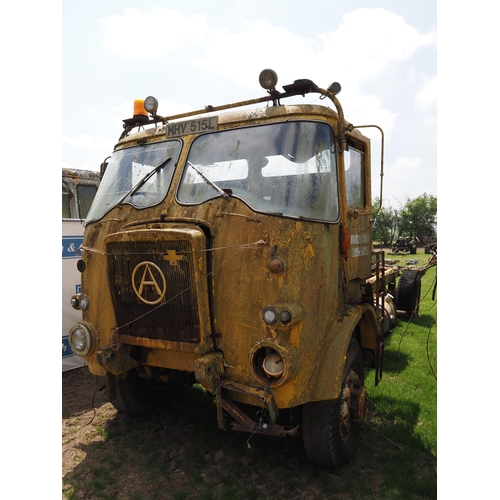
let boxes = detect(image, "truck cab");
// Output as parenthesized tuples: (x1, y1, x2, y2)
(68, 70, 404, 468)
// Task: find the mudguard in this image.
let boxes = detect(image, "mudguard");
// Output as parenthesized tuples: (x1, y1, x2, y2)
(302, 303, 379, 403)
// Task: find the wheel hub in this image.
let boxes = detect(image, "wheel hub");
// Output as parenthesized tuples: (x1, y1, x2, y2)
(339, 371, 367, 440)
(348, 379, 368, 424)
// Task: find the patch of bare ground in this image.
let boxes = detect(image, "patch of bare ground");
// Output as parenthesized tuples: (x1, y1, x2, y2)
(62, 366, 435, 499)
(62, 368, 110, 478)
(62, 367, 356, 500)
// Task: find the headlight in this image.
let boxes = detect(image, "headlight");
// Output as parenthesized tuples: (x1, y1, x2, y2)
(70, 293, 90, 310)
(279, 310, 292, 324)
(68, 323, 93, 356)
(262, 352, 284, 378)
(262, 306, 278, 325)
(251, 340, 299, 386)
(262, 305, 294, 326)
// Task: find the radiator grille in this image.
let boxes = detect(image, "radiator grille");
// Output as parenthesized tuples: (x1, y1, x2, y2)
(107, 240, 201, 343)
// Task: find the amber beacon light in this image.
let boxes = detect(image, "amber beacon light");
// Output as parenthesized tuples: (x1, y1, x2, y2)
(133, 99, 148, 117)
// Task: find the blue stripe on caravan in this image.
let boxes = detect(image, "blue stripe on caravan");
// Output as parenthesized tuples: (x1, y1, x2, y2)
(62, 335, 75, 358)
(62, 236, 84, 259)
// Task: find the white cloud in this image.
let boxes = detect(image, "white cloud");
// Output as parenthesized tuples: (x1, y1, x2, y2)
(319, 9, 435, 84)
(62, 134, 114, 152)
(423, 116, 436, 128)
(157, 100, 197, 118)
(342, 90, 398, 137)
(195, 20, 317, 88)
(382, 155, 436, 205)
(389, 156, 422, 174)
(99, 8, 434, 93)
(415, 76, 437, 112)
(414, 77, 437, 144)
(81, 6, 436, 208)
(99, 8, 210, 58)
(190, 8, 434, 138)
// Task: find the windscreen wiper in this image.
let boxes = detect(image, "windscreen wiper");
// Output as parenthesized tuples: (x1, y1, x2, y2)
(116, 156, 172, 207)
(187, 161, 229, 199)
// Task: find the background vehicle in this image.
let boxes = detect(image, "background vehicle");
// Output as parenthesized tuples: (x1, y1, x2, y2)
(68, 70, 423, 468)
(62, 168, 100, 371)
(422, 237, 437, 254)
(391, 236, 417, 254)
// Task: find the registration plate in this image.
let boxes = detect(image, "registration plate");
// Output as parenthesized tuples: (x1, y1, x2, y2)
(165, 116, 219, 138)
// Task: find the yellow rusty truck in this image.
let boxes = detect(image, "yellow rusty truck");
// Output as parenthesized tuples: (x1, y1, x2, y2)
(68, 69, 421, 469)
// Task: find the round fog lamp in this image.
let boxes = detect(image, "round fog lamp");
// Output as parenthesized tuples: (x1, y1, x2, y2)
(68, 323, 92, 356)
(79, 295, 90, 310)
(262, 306, 278, 325)
(263, 353, 284, 377)
(279, 310, 292, 324)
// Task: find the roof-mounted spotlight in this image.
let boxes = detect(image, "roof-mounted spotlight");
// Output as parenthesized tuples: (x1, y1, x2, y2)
(121, 95, 162, 136)
(259, 69, 278, 90)
(328, 82, 342, 96)
(144, 96, 159, 115)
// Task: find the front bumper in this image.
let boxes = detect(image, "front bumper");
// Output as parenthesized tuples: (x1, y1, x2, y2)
(194, 352, 298, 438)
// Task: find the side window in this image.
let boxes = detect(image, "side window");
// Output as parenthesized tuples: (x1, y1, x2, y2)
(344, 145, 365, 208)
(62, 182, 71, 218)
(76, 184, 98, 219)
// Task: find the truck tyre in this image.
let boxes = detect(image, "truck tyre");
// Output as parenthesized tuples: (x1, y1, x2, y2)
(108, 369, 165, 416)
(397, 270, 421, 318)
(302, 339, 365, 469)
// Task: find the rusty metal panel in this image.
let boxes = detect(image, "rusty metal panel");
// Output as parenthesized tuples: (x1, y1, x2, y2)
(103, 227, 212, 350)
(107, 239, 200, 343)
(347, 213, 373, 280)
(78, 104, 382, 415)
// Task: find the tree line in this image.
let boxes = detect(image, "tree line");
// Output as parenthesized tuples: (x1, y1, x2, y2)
(372, 193, 437, 245)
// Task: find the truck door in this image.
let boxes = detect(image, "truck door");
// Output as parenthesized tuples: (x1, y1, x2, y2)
(344, 139, 372, 280)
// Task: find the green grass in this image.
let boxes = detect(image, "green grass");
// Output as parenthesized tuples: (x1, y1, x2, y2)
(63, 249, 437, 499)
(359, 251, 437, 498)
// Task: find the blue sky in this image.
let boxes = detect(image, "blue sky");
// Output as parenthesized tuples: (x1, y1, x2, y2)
(62, 0, 437, 209)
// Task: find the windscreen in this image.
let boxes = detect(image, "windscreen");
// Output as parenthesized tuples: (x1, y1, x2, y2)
(177, 121, 339, 222)
(86, 140, 182, 224)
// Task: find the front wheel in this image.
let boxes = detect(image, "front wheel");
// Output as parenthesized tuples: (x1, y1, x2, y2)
(107, 369, 166, 416)
(302, 339, 367, 469)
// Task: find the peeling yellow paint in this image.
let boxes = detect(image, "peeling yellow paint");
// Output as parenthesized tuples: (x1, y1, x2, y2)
(302, 242, 315, 270)
(77, 94, 385, 451)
